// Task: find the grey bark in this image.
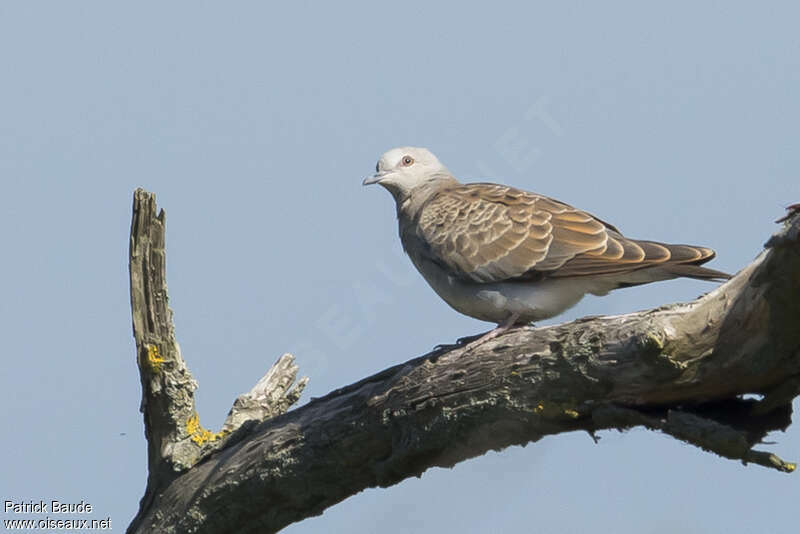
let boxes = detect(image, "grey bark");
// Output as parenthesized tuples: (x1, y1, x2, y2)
(127, 189, 800, 534)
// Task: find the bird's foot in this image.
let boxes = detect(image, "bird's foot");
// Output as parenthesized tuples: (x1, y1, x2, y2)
(460, 313, 523, 353)
(454, 333, 484, 346)
(432, 341, 461, 353)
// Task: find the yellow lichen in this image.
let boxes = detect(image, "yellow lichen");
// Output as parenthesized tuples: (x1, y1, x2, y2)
(146, 344, 165, 373)
(534, 401, 581, 419)
(645, 332, 664, 350)
(185, 412, 227, 445)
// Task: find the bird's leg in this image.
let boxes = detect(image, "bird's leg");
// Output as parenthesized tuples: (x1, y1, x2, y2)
(461, 312, 522, 352)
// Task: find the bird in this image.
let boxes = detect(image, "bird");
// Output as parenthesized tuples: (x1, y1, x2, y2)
(363, 147, 731, 346)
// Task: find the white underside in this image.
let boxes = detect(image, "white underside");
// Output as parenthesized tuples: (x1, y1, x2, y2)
(431, 274, 596, 323)
(409, 254, 679, 324)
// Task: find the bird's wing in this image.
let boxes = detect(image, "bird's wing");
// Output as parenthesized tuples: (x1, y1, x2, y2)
(416, 183, 713, 283)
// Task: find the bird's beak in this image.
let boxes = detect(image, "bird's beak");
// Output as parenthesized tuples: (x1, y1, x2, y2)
(362, 172, 385, 186)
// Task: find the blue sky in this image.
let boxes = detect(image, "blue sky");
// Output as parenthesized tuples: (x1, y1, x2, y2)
(1, 2, 798, 533)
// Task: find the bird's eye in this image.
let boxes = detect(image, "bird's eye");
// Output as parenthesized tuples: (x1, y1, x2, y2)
(401, 156, 414, 167)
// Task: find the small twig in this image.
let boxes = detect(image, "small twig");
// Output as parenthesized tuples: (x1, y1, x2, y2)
(222, 353, 309, 434)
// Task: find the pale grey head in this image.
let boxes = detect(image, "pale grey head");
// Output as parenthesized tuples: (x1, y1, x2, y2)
(362, 147, 452, 201)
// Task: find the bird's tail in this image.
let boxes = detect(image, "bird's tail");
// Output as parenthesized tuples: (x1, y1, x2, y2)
(650, 243, 731, 281)
(607, 241, 732, 290)
(578, 240, 733, 293)
(639, 241, 730, 281)
(660, 262, 731, 282)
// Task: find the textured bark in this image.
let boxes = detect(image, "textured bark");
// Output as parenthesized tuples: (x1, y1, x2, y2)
(127, 190, 800, 534)
(128, 190, 307, 533)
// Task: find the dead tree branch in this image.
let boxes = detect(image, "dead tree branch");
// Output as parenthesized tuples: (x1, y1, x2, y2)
(127, 189, 800, 534)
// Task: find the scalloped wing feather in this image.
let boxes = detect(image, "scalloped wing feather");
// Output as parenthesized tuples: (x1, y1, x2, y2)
(416, 183, 726, 283)
(417, 184, 607, 282)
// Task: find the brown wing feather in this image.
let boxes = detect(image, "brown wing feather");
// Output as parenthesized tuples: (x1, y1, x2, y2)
(417, 182, 728, 283)
(417, 183, 607, 283)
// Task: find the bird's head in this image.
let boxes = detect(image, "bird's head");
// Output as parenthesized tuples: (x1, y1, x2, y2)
(363, 147, 452, 201)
